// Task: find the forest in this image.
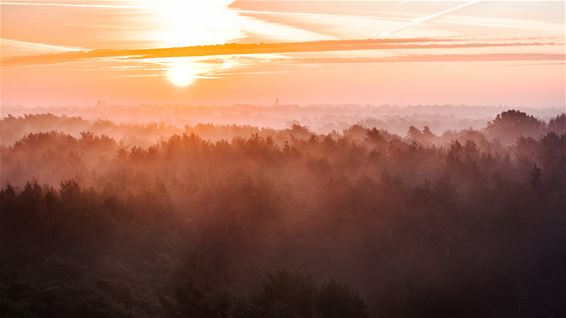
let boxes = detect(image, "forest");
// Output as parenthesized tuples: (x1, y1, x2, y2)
(1, 110, 566, 317)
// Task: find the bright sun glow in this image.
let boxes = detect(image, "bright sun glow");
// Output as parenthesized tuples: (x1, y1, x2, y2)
(166, 59, 198, 87)
(151, 0, 241, 47)
(149, 0, 242, 87)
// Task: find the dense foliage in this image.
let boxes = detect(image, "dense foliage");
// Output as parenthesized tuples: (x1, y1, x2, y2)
(1, 110, 565, 317)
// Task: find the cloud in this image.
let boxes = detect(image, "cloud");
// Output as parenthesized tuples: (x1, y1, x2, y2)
(0, 1, 138, 9)
(2, 37, 560, 67)
(1, 38, 84, 56)
(279, 53, 566, 64)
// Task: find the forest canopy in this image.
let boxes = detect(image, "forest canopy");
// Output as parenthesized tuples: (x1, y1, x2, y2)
(1, 110, 565, 317)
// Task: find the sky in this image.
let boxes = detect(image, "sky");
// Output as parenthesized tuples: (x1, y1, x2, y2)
(1, 0, 565, 107)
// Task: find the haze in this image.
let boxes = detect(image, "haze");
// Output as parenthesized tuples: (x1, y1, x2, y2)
(1, 2, 566, 318)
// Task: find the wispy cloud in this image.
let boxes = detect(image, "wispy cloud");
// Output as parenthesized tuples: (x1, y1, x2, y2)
(2, 38, 560, 67)
(0, 1, 138, 9)
(281, 53, 566, 64)
(1, 38, 84, 56)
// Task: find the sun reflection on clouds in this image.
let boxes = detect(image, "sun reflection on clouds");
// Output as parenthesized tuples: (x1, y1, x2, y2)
(149, 0, 242, 47)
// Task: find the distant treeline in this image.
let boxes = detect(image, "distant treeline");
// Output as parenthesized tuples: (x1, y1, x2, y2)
(1, 110, 565, 317)
(3, 107, 564, 146)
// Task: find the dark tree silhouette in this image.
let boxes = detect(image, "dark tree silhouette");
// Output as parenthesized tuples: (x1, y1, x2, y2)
(486, 109, 545, 144)
(548, 113, 566, 135)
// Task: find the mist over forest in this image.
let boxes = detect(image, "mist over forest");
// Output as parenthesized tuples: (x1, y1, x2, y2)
(2, 106, 564, 184)
(1, 108, 566, 317)
(2, 104, 563, 142)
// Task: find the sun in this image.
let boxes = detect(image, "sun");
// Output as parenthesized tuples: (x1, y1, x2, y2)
(149, 0, 241, 87)
(166, 59, 198, 87)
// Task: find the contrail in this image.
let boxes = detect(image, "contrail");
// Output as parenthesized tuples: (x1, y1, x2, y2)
(383, 0, 483, 37)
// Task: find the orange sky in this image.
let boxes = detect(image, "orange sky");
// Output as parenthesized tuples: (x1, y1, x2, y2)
(1, 0, 565, 107)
